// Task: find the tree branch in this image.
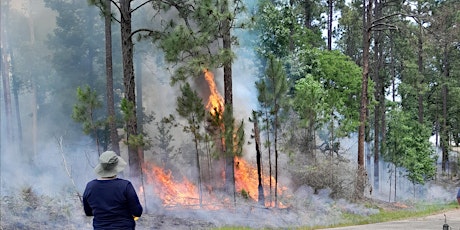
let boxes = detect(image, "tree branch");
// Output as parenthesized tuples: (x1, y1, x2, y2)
(56, 136, 83, 204)
(110, 0, 122, 16)
(371, 23, 398, 31)
(371, 12, 401, 26)
(131, 0, 155, 13)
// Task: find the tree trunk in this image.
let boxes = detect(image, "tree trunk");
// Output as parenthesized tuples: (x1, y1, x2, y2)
(274, 106, 279, 207)
(253, 112, 265, 206)
(120, 0, 141, 178)
(105, 0, 120, 155)
(372, 0, 383, 193)
(221, 0, 235, 202)
(289, 0, 295, 52)
(136, 55, 143, 137)
(327, 0, 333, 50)
(357, 0, 372, 199)
(32, 84, 37, 158)
(0, 0, 2, 157)
(265, 107, 273, 205)
(194, 130, 203, 208)
(303, 0, 313, 29)
(1, 39, 13, 146)
(12, 57, 23, 155)
(441, 43, 449, 173)
(417, 9, 424, 124)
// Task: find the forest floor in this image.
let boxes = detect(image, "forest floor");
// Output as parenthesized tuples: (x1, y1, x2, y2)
(1, 173, 459, 229)
(1, 192, 456, 230)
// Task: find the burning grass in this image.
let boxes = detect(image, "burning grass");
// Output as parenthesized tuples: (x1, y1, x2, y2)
(0, 184, 456, 229)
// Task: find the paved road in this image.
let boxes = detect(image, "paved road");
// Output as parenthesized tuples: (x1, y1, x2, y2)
(321, 208, 460, 230)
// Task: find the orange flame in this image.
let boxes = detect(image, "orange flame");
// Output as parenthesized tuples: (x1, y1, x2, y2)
(140, 69, 287, 209)
(143, 158, 287, 209)
(234, 157, 286, 207)
(143, 162, 200, 208)
(203, 69, 224, 116)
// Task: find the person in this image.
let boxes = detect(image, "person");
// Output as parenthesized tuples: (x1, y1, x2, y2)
(83, 151, 143, 230)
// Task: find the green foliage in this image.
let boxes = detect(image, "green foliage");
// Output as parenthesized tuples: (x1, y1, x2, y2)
(286, 48, 321, 85)
(290, 50, 363, 144)
(255, 56, 290, 130)
(223, 105, 235, 156)
(222, 105, 245, 158)
(384, 109, 436, 185)
(71, 86, 104, 135)
(255, 0, 323, 59)
(293, 75, 326, 129)
(315, 50, 363, 137)
(155, 117, 176, 157)
(125, 133, 150, 149)
(120, 98, 135, 124)
(335, 1, 363, 62)
(176, 83, 206, 139)
(262, 56, 289, 108)
(120, 98, 150, 149)
(233, 119, 245, 157)
(255, 2, 293, 58)
(154, 0, 244, 84)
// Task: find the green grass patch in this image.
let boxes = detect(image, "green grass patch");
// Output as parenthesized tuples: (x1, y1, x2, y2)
(311, 201, 458, 229)
(212, 202, 458, 230)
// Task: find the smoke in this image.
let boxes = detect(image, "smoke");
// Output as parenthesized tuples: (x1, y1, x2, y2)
(0, 135, 96, 196)
(2, 0, 459, 229)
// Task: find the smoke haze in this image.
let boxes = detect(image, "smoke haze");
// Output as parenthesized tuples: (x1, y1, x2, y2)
(1, 0, 458, 229)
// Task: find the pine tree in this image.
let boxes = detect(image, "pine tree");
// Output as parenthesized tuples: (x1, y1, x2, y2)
(176, 82, 206, 207)
(255, 56, 288, 207)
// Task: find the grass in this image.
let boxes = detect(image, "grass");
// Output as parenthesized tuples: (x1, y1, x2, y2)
(312, 202, 458, 229)
(213, 202, 459, 230)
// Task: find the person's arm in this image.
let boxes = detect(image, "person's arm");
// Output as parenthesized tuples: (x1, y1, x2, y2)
(83, 187, 93, 216)
(126, 182, 143, 217)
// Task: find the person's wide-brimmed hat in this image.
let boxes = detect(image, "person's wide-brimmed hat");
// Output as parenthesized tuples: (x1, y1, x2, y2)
(94, 151, 127, 177)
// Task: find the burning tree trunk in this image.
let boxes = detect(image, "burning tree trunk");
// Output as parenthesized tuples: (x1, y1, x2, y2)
(152, 0, 245, 203)
(220, 0, 236, 201)
(223, 105, 235, 200)
(252, 111, 265, 205)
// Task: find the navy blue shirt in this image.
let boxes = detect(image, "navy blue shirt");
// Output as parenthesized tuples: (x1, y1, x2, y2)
(83, 178, 143, 230)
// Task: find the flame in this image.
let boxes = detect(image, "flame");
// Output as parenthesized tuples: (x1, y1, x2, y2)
(143, 162, 200, 208)
(139, 69, 287, 209)
(143, 158, 287, 209)
(234, 157, 286, 207)
(203, 69, 224, 116)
